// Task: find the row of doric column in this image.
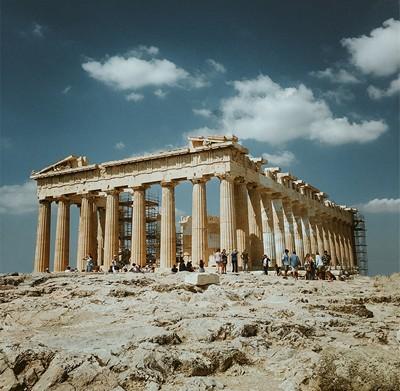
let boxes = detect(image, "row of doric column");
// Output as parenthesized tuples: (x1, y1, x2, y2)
(34, 177, 355, 272)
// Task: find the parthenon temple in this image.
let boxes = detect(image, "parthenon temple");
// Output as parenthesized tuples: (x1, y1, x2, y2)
(31, 136, 358, 272)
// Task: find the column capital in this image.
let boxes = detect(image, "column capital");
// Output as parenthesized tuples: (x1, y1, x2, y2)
(55, 195, 71, 204)
(246, 182, 262, 190)
(39, 198, 52, 205)
(216, 173, 236, 182)
(131, 184, 149, 191)
(105, 188, 121, 196)
(160, 180, 178, 188)
(190, 175, 210, 185)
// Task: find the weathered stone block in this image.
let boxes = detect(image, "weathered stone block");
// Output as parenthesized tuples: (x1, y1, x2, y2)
(184, 273, 219, 286)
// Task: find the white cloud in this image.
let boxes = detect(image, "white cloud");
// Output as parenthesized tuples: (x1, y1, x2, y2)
(322, 88, 355, 105)
(62, 86, 71, 94)
(0, 181, 37, 215)
(194, 75, 386, 145)
(114, 141, 126, 150)
(341, 19, 400, 77)
(262, 151, 296, 167)
(367, 75, 400, 99)
(206, 59, 226, 73)
(128, 45, 159, 57)
(32, 22, 44, 38)
(154, 89, 167, 98)
(82, 55, 189, 91)
(358, 198, 400, 214)
(125, 92, 144, 102)
(193, 108, 213, 118)
(310, 67, 360, 84)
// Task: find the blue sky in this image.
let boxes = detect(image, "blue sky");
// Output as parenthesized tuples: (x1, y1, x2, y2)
(0, 0, 399, 275)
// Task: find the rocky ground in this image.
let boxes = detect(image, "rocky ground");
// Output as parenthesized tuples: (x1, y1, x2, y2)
(0, 271, 399, 391)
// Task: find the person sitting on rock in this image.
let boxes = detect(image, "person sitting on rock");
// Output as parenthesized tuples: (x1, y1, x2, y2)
(179, 259, 187, 272)
(65, 266, 72, 272)
(198, 260, 205, 273)
(186, 261, 194, 272)
(171, 264, 178, 273)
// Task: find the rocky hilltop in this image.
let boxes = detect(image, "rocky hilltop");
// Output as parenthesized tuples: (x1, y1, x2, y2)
(0, 272, 399, 391)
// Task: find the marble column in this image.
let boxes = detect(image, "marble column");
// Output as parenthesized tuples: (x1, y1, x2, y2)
(34, 200, 51, 272)
(328, 221, 337, 267)
(247, 184, 264, 267)
(282, 199, 295, 253)
(234, 179, 249, 268)
(191, 178, 208, 265)
(131, 186, 147, 267)
(347, 224, 356, 267)
(77, 195, 93, 271)
(103, 190, 120, 269)
(338, 223, 347, 268)
(271, 197, 285, 266)
(292, 206, 304, 262)
(219, 176, 236, 255)
(54, 197, 70, 272)
(333, 220, 342, 268)
(90, 202, 98, 262)
(160, 182, 176, 269)
(322, 219, 331, 255)
(300, 210, 312, 257)
(97, 207, 106, 266)
(309, 215, 318, 256)
(315, 217, 325, 255)
(260, 193, 276, 262)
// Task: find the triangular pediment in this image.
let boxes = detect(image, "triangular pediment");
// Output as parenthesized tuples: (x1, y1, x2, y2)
(35, 155, 88, 175)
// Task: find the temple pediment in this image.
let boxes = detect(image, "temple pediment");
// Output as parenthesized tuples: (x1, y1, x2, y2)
(33, 155, 88, 175)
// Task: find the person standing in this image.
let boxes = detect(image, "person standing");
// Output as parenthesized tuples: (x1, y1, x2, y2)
(262, 254, 270, 275)
(290, 251, 300, 280)
(221, 249, 228, 274)
(231, 249, 239, 273)
(315, 251, 325, 279)
(282, 249, 290, 278)
(214, 249, 222, 274)
(241, 249, 249, 272)
(198, 259, 205, 273)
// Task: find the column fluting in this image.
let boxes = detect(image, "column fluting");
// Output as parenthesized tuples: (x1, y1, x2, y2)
(131, 186, 147, 267)
(103, 190, 120, 269)
(219, 176, 236, 256)
(97, 207, 106, 266)
(160, 182, 176, 269)
(260, 193, 276, 262)
(282, 199, 295, 253)
(234, 180, 249, 267)
(247, 185, 264, 268)
(54, 198, 70, 272)
(34, 200, 51, 272)
(271, 197, 285, 266)
(77, 195, 93, 271)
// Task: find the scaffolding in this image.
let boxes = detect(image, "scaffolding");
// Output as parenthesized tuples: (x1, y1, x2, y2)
(353, 212, 368, 275)
(119, 191, 160, 265)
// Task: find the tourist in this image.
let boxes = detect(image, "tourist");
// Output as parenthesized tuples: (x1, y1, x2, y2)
(214, 249, 222, 274)
(262, 254, 270, 275)
(241, 249, 249, 272)
(231, 249, 239, 273)
(198, 260, 205, 273)
(171, 264, 178, 273)
(322, 250, 331, 269)
(282, 249, 290, 278)
(179, 259, 187, 271)
(304, 254, 313, 280)
(65, 266, 72, 272)
(45, 268, 50, 273)
(274, 263, 281, 276)
(86, 254, 94, 272)
(290, 251, 300, 280)
(221, 249, 228, 274)
(316, 252, 325, 279)
(187, 261, 194, 272)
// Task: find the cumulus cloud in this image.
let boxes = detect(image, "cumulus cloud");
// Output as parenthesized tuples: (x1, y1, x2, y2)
(114, 141, 126, 150)
(0, 181, 37, 215)
(206, 59, 226, 73)
(367, 75, 400, 99)
(322, 87, 355, 105)
(192, 75, 386, 145)
(125, 92, 144, 102)
(193, 108, 213, 118)
(310, 67, 360, 84)
(81, 46, 209, 96)
(262, 151, 296, 167)
(154, 89, 167, 98)
(341, 19, 400, 77)
(358, 198, 400, 214)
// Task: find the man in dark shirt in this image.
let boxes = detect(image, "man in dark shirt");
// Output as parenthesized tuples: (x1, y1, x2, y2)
(231, 249, 239, 273)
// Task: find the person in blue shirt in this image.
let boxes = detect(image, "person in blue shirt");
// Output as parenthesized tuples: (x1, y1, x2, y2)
(282, 249, 290, 278)
(290, 251, 300, 280)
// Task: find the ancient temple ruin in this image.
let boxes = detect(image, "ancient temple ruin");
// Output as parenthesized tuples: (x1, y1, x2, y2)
(31, 136, 357, 272)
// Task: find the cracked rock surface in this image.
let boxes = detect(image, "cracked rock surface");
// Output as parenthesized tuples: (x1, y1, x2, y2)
(0, 272, 399, 390)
